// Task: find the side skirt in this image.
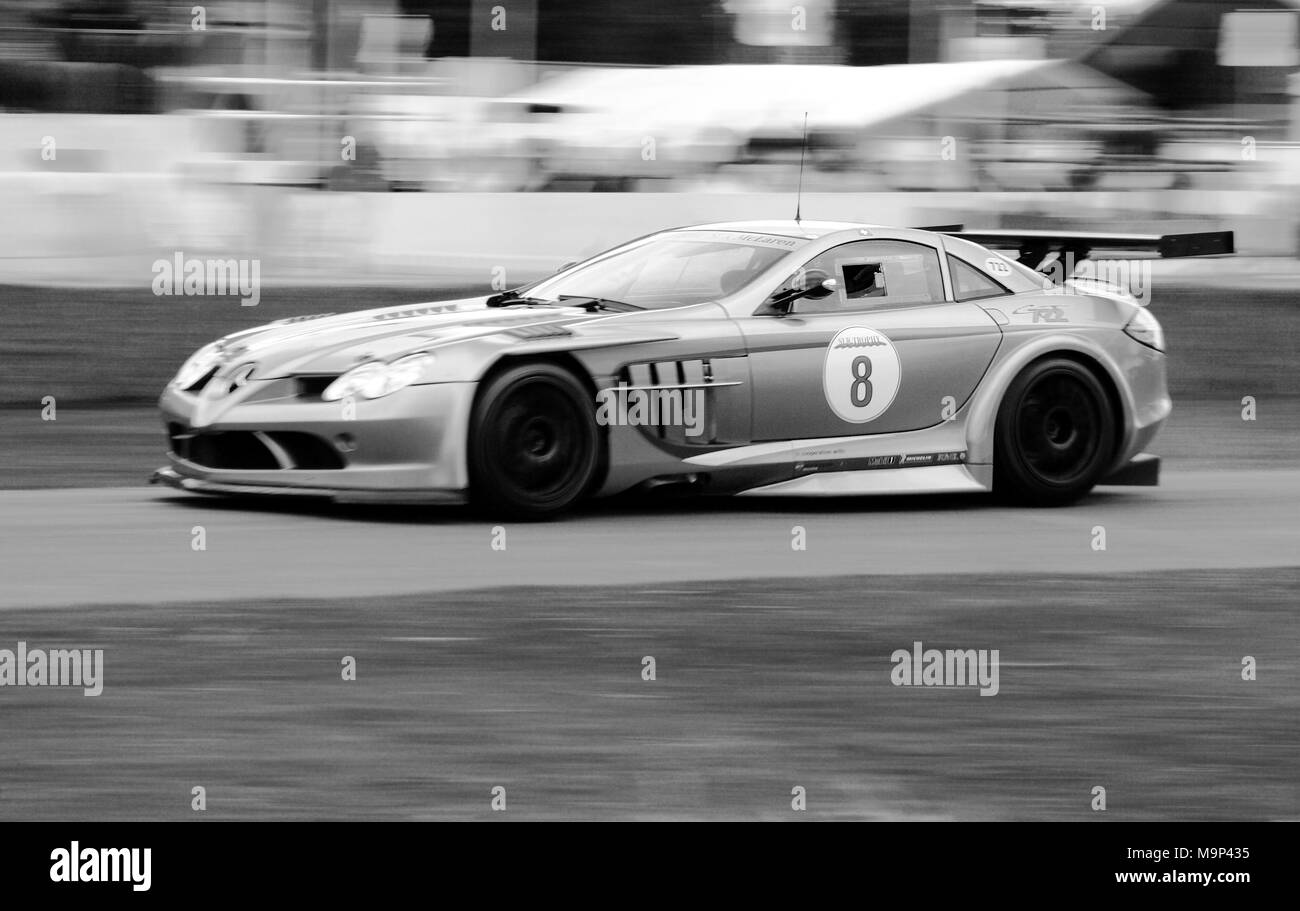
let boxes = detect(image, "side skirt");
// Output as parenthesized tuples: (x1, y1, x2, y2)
(735, 463, 992, 497)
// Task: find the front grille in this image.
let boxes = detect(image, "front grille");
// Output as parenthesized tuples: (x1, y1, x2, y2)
(168, 425, 344, 470)
(266, 432, 346, 470)
(173, 430, 278, 470)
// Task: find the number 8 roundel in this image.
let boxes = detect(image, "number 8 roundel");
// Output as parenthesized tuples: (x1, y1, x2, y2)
(822, 326, 902, 423)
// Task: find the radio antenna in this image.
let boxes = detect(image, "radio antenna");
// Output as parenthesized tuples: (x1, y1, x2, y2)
(794, 112, 808, 224)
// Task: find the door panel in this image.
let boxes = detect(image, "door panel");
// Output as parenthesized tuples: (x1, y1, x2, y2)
(739, 239, 1002, 442)
(742, 305, 1000, 440)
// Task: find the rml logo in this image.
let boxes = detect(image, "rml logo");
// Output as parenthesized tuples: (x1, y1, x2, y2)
(50, 843, 151, 891)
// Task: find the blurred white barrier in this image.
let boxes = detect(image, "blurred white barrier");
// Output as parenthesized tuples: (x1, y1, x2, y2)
(0, 184, 1292, 286)
(2, 111, 1294, 285)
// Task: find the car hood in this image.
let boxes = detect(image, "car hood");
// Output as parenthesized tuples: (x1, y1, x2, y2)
(206, 296, 679, 378)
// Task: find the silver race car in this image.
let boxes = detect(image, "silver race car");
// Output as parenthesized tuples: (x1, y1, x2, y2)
(152, 220, 1232, 517)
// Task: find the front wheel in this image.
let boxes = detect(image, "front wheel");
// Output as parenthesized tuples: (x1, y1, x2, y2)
(993, 358, 1117, 506)
(468, 363, 601, 519)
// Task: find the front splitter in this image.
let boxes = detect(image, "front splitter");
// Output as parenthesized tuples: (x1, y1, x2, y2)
(150, 467, 466, 505)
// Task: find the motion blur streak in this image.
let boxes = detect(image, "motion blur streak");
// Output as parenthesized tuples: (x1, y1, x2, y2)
(0, 468, 1297, 609)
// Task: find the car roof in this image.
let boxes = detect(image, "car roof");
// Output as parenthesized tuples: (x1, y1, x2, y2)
(679, 220, 884, 239)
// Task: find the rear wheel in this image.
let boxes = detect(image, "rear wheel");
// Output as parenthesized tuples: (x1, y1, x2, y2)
(468, 362, 600, 519)
(994, 358, 1116, 506)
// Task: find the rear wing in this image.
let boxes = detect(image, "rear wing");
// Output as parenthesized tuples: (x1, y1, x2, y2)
(933, 227, 1234, 274)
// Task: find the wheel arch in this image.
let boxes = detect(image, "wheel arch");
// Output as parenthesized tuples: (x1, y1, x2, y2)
(470, 351, 611, 499)
(964, 335, 1134, 468)
(476, 350, 601, 399)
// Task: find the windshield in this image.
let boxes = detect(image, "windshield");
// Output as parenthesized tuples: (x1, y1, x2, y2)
(526, 230, 807, 310)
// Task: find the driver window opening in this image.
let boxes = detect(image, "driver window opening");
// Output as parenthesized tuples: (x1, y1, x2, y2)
(775, 240, 944, 313)
(842, 263, 885, 299)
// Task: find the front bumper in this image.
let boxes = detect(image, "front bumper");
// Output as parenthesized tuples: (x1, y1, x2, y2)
(156, 380, 476, 502)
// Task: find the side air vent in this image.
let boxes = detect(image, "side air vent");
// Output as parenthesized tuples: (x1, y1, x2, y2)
(612, 358, 731, 445)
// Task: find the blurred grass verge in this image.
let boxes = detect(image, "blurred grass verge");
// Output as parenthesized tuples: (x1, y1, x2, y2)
(0, 568, 1294, 820)
(0, 282, 1294, 406)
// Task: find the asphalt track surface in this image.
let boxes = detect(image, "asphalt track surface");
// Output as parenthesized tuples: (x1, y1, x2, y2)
(0, 469, 1296, 610)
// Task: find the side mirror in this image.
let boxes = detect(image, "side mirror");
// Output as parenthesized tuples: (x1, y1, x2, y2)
(768, 269, 838, 314)
(798, 270, 838, 299)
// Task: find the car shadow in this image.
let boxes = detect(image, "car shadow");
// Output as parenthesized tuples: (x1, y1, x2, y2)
(151, 486, 1137, 525)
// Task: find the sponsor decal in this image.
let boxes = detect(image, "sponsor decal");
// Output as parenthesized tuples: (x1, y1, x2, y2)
(688, 230, 803, 249)
(985, 256, 1013, 277)
(822, 326, 901, 424)
(793, 452, 965, 474)
(732, 233, 798, 248)
(901, 451, 965, 466)
(832, 333, 888, 349)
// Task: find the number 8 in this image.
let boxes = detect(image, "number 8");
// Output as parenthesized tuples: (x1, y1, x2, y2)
(850, 355, 872, 407)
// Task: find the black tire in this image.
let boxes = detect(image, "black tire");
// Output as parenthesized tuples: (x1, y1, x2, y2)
(468, 362, 600, 519)
(993, 358, 1117, 506)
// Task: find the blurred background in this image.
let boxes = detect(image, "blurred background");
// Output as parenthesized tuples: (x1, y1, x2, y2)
(2, 5, 1297, 825)
(1, 0, 1299, 283)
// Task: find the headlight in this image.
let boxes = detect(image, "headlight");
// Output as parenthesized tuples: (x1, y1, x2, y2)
(1123, 307, 1165, 352)
(322, 353, 434, 401)
(171, 342, 222, 389)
